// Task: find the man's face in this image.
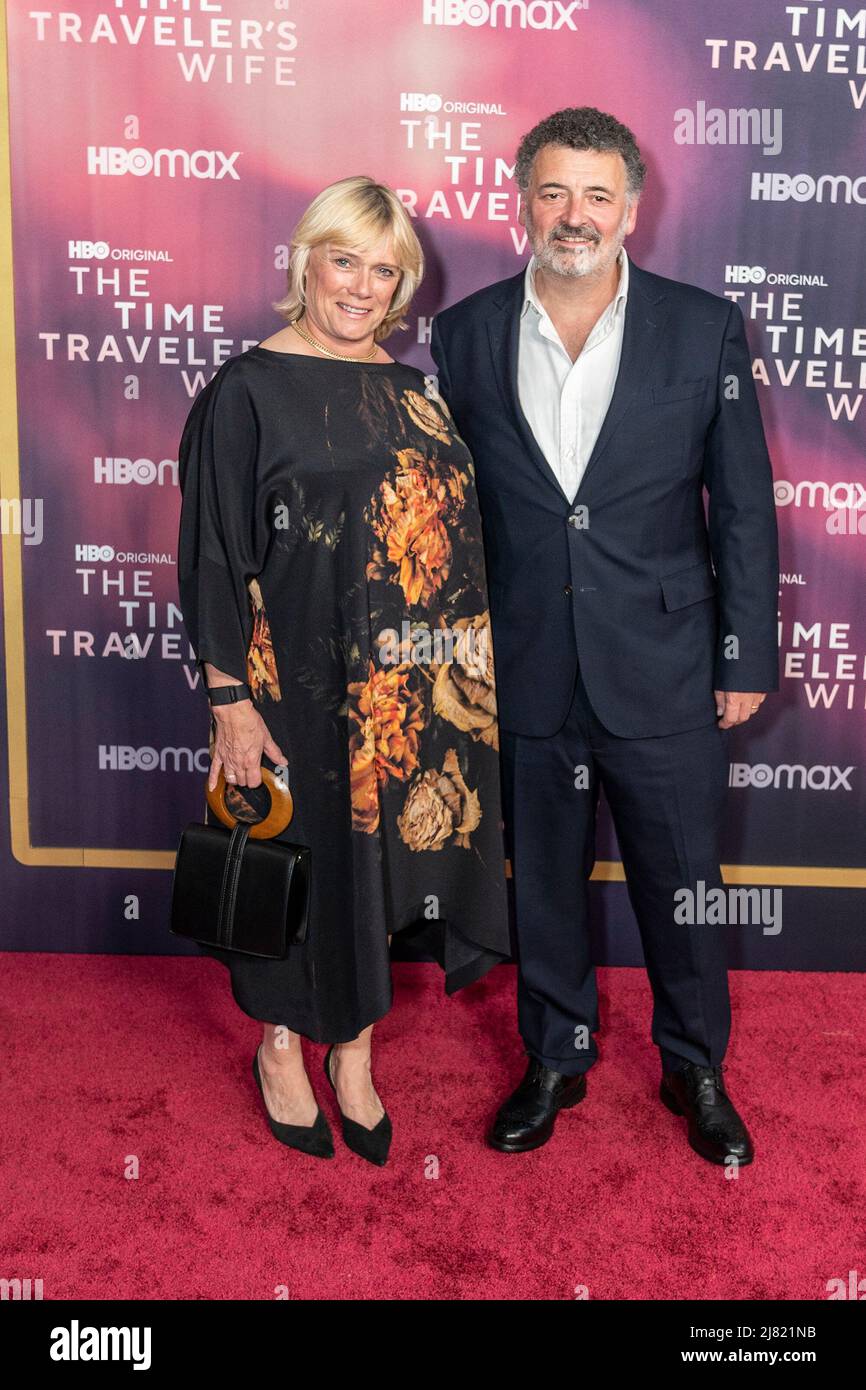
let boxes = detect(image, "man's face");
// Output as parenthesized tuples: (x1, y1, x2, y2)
(519, 144, 638, 281)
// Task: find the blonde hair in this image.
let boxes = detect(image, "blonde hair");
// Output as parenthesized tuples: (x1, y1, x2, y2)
(272, 176, 424, 342)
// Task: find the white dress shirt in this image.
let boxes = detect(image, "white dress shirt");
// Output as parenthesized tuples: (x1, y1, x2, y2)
(517, 247, 630, 503)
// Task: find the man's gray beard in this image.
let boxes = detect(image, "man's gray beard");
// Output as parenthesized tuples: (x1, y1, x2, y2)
(526, 206, 629, 281)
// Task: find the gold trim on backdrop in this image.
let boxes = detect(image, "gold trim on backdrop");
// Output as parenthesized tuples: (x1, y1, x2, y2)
(0, 0, 862, 884)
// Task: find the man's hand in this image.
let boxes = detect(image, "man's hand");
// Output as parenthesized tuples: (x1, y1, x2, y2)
(714, 691, 767, 729)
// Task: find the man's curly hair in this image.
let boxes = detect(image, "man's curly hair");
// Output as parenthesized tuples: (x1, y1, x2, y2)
(515, 107, 646, 200)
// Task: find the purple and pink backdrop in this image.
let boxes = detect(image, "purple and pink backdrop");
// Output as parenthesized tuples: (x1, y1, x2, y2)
(2, 0, 864, 966)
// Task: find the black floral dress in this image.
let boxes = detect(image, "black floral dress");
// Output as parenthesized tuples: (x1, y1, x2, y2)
(176, 347, 511, 1042)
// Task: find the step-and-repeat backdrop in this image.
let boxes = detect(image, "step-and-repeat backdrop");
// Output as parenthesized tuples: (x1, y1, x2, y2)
(2, 0, 864, 966)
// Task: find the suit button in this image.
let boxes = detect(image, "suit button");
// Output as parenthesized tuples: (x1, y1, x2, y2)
(564, 584, 573, 595)
(568, 514, 580, 528)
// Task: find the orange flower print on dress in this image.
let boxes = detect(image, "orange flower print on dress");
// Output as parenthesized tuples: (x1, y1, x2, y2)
(397, 748, 482, 852)
(432, 610, 498, 751)
(246, 578, 282, 702)
(348, 660, 427, 834)
(401, 388, 452, 444)
(366, 448, 468, 609)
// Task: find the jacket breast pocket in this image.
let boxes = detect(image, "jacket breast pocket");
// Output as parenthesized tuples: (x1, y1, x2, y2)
(659, 559, 717, 612)
(651, 378, 710, 405)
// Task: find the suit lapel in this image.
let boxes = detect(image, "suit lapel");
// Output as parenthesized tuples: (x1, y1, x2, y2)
(574, 264, 668, 499)
(486, 261, 669, 507)
(487, 273, 572, 505)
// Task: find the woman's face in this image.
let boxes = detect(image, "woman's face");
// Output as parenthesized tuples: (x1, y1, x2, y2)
(303, 235, 402, 347)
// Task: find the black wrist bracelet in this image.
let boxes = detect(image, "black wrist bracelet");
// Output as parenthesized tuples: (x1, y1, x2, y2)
(207, 682, 252, 706)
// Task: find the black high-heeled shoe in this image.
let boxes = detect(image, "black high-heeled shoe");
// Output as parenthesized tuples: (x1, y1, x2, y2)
(252, 1046, 334, 1158)
(324, 1046, 392, 1167)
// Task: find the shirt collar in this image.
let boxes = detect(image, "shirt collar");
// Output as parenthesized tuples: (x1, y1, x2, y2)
(522, 245, 630, 321)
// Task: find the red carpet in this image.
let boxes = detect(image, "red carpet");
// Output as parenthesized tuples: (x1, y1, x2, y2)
(2, 955, 864, 1300)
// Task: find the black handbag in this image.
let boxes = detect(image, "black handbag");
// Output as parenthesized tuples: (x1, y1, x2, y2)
(170, 766, 310, 959)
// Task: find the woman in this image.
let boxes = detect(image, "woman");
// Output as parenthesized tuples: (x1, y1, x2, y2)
(177, 176, 510, 1166)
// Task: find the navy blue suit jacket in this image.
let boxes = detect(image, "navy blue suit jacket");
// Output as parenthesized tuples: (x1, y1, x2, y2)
(430, 260, 780, 739)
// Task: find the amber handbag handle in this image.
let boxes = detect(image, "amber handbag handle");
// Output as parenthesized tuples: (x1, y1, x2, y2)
(205, 766, 294, 840)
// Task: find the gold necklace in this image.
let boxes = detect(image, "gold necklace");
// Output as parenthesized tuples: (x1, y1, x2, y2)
(291, 315, 379, 362)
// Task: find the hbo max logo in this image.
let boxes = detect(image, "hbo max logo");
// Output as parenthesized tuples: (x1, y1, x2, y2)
(87, 146, 241, 180)
(751, 172, 866, 203)
(422, 0, 584, 29)
(94, 457, 178, 487)
(730, 763, 854, 791)
(99, 746, 211, 773)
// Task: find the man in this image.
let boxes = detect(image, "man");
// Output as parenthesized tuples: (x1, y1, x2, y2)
(431, 107, 779, 1165)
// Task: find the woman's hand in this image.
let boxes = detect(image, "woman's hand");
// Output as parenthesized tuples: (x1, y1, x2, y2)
(208, 700, 287, 791)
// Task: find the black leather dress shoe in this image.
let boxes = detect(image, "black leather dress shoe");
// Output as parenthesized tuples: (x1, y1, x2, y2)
(488, 1058, 587, 1153)
(324, 1047, 392, 1167)
(660, 1062, 754, 1166)
(252, 1047, 334, 1158)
